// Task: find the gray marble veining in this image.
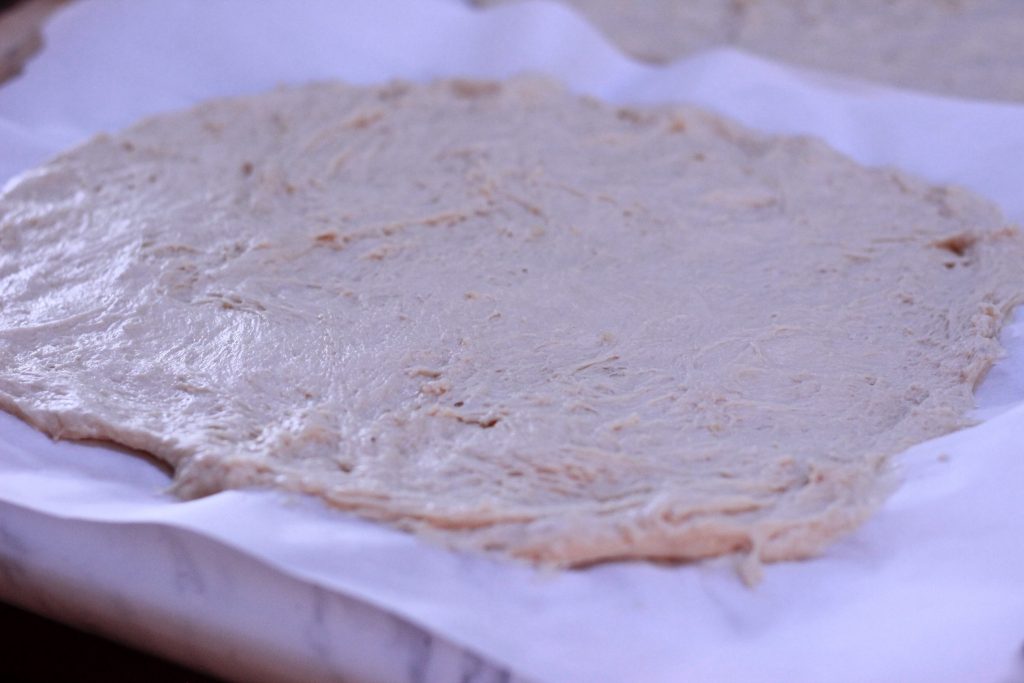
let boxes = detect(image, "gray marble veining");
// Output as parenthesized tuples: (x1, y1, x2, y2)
(0, 501, 532, 683)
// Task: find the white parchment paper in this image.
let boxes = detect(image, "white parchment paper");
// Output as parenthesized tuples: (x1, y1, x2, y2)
(2, 1, 1024, 681)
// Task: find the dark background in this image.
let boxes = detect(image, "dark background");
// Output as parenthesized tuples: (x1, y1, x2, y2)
(0, 601, 221, 682)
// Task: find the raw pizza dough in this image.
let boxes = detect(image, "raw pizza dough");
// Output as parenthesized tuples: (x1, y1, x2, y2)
(1, 77, 1021, 570)
(473, 0, 1024, 102)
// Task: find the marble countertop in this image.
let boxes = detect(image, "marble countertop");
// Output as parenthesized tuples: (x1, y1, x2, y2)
(0, 495, 523, 683)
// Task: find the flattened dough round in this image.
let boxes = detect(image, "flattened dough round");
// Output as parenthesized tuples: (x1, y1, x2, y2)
(1, 77, 1022, 568)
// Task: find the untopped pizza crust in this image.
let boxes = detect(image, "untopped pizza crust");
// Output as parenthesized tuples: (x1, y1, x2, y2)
(1, 77, 1021, 574)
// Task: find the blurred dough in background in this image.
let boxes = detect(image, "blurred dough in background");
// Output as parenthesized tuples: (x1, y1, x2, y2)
(472, 0, 1024, 102)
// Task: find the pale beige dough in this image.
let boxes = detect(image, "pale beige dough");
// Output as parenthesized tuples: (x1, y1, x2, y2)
(473, 0, 1024, 102)
(1, 78, 1021, 571)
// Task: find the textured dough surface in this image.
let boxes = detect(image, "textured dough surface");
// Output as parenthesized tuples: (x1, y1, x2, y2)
(474, 0, 1024, 102)
(1, 78, 1022, 569)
